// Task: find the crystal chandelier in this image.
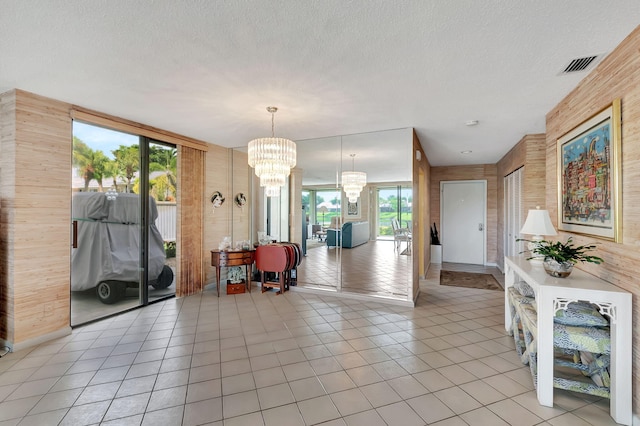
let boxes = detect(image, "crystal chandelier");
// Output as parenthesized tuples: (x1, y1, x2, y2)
(248, 107, 296, 197)
(342, 154, 367, 203)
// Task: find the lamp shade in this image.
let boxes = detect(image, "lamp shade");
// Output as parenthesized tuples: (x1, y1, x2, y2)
(520, 207, 557, 236)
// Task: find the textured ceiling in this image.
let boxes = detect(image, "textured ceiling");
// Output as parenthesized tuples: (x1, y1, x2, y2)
(1, 1, 639, 167)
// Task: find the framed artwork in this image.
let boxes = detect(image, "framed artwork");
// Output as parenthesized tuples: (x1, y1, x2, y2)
(346, 199, 360, 219)
(557, 99, 621, 242)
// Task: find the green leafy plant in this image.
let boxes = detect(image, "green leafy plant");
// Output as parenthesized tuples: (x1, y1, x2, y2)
(518, 237, 604, 264)
(164, 241, 176, 258)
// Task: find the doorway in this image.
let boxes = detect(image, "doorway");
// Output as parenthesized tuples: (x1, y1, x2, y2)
(71, 122, 177, 326)
(441, 180, 486, 265)
(376, 186, 412, 239)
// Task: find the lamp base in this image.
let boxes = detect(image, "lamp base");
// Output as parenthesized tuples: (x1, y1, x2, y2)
(527, 236, 544, 263)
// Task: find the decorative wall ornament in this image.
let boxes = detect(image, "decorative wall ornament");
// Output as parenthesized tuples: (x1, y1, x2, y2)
(210, 191, 225, 213)
(234, 192, 247, 208)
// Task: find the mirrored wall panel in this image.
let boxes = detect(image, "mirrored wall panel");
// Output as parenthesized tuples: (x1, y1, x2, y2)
(296, 129, 414, 300)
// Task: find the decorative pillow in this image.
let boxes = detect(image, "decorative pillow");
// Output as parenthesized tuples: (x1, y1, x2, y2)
(554, 302, 609, 327)
(514, 281, 535, 297)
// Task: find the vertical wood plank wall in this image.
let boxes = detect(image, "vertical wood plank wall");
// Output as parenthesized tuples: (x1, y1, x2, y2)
(545, 25, 640, 414)
(413, 131, 429, 291)
(1, 89, 216, 348)
(0, 90, 72, 348)
(496, 133, 546, 270)
(0, 90, 18, 345)
(231, 150, 250, 242)
(430, 164, 498, 264)
(204, 144, 232, 285)
(177, 146, 205, 297)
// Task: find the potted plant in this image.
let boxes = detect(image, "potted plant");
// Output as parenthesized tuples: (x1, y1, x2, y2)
(518, 237, 603, 278)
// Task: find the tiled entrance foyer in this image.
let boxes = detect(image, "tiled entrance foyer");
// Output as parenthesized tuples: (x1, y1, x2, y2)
(0, 265, 617, 425)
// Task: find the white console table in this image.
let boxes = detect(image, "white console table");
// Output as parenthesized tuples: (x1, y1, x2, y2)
(504, 256, 632, 425)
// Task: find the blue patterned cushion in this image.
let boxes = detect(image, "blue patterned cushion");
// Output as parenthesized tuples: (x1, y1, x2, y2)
(514, 281, 535, 297)
(554, 302, 608, 327)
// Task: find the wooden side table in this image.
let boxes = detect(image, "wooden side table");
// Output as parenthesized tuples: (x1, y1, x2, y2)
(210, 249, 255, 297)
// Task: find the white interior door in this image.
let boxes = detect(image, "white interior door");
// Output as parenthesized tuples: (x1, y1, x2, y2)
(504, 168, 524, 257)
(441, 180, 486, 264)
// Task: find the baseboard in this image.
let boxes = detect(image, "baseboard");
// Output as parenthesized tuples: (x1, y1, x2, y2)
(10, 327, 72, 353)
(485, 262, 498, 267)
(289, 286, 414, 308)
(0, 339, 12, 356)
(413, 287, 420, 305)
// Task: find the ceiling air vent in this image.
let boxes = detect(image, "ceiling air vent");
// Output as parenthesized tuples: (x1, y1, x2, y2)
(561, 55, 600, 74)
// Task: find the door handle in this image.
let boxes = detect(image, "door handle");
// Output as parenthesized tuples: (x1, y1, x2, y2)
(72, 220, 78, 248)
(478, 223, 483, 231)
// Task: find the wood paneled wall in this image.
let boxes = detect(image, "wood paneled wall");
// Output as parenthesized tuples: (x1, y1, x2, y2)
(204, 144, 233, 285)
(0, 90, 72, 348)
(545, 25, 640, 414)
(413, 130, 430, 296)
(430, 164, 498, 264)
(496, 134, 546, 270)
(1, 89, 218, 348)
(231, 150, 251, 242)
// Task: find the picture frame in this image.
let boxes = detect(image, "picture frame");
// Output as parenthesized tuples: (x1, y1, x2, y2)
(557, 99, 621, 242)
(345, 199, 360, 219)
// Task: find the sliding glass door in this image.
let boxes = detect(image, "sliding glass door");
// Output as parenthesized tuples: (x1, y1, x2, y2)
(376, 185, 412, 238)
(71, 122, 176, 326)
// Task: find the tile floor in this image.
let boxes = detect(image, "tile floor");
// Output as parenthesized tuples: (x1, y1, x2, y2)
(0, 264, 618, 425)
(298, 240, 412, 299)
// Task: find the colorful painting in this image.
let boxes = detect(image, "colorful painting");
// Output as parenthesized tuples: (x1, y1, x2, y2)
(557, 99, 621, 241)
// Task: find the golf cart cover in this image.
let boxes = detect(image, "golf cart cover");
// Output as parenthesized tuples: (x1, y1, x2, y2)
(71, 192, 166, 291)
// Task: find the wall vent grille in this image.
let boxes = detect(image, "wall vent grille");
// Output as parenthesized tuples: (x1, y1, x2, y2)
(562, 56, 599, 73)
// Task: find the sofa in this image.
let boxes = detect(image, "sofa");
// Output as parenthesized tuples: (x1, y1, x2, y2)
(327, 221, 369, 248)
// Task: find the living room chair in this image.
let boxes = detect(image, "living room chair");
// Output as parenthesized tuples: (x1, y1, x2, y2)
(391, 218, 411, 254)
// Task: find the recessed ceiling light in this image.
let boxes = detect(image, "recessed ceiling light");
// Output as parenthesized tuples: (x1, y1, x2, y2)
(465, 120, 479, 126)
(460, 150, 472, 154)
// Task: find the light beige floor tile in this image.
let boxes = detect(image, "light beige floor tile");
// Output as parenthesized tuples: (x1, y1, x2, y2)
(359, 381, 402, 408)
(222, 390, 260, 418)
(342, 409, 387, 426)
(407, 393, 456, 424)
(29, 388, 83, 415)
(222, 372, 256, 395)
(329, 388, 373, 416)
(253, 366, 287, 389)
(460, 406, 510, 425)
(297, 395, 341, 425)
(318, 371, 357, 394)
(487, 399, 543, 426)
(387, 375, 429, 399)
(434, 386, 483, 414)
(103, 392, 151, 421)
(257, 383, 295, 410)
(16, 408, 69, 426)
(148, 385, 187, 411)
(60, 400, 111, 426)
(262, 403, 305, 426)
(376, 401, 424, 426)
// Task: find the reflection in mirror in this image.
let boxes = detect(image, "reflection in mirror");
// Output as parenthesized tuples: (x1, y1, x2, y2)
(296, 129, 414, 301)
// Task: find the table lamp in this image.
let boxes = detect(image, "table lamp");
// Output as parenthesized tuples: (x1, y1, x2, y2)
(520, 206, 557, 262)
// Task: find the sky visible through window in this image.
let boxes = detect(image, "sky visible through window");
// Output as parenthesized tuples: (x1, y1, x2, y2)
(73, 121, 138, 157)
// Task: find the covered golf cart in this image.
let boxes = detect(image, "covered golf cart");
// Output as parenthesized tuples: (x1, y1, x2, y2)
(71, 192, 174, 304)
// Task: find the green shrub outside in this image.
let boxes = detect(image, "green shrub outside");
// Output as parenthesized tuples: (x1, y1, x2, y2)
(164, 241, 176, 258)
